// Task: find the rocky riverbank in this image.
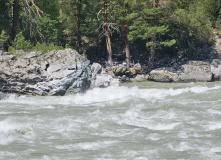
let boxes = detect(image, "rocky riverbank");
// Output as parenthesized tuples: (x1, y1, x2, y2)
(1, 48, 221, 97)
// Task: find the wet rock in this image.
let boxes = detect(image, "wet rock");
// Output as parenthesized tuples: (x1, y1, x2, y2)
(0, 92, 7, 100)
(131, 74, 149, 82)
(120, 75, 130, 82)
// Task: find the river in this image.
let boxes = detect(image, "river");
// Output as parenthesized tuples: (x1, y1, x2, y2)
(1, 81, 221, 160)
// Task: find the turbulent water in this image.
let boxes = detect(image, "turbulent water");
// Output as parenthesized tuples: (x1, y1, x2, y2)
(1, 81, 221, 160)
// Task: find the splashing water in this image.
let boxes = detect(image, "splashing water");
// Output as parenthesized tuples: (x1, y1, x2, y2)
(1, 81, 221, 159)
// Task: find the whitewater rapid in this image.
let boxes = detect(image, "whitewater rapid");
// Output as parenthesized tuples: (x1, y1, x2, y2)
(1, 81, 221, 159)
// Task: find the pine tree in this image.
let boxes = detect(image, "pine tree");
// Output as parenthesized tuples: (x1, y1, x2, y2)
(128, 0, 176, 70)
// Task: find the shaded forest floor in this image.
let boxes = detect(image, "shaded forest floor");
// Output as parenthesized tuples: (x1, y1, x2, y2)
(85, 32, 221, 72)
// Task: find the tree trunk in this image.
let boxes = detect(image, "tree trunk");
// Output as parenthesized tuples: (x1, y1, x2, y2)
(154, 0, 159, 8)
(3, 0, 9, 51)
(76, 0, 82, 54)
(125, 2, 130, 69)
(12, 0, 19, 41)
(148, 37, 156, 70)
(148, 0, 159, 71)
(103, 0, 113, 66)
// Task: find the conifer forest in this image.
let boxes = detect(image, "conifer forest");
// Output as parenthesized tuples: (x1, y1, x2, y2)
(0, 0, 220, 67)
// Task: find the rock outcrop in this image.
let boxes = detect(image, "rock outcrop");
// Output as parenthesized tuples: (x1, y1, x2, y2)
(0, 49, 92, 95)
(90, 63, 119, 88)
(149, 60, 221, 82)
(211, 59, 221, 80)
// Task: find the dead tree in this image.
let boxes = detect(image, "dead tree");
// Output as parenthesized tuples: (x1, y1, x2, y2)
(103, 0, 113, 66)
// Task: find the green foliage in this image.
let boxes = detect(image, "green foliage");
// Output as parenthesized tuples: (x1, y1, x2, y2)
(0, 30, 9, 43)
(216, 16, 221, 30)
(9, 32, 32, 52)
(128, 1, 176, 48)
(0, 0, 219, 63)
(34, 42, 63, 54)
(166, 0, 215, 54)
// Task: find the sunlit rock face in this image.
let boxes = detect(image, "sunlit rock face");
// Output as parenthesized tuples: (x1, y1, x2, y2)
(0, 49, 93, 95)
(149, 60, 215, 82)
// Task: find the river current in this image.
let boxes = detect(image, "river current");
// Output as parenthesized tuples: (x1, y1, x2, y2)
(1, 81, 221, 160)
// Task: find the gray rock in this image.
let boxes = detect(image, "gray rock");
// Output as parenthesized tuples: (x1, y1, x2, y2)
(132, 74, 149, 82)
(179, 61, 212, 82)
(121, 75, 130, 82)
(211, 59, 221, 80)
(149, 61, 213, 82)
(149, 67, 180, 82)
(0, 92, 7, 100)
(0, 49, 93, 96)
(90, 64, 119, 88)
(91, 63, 102, 74)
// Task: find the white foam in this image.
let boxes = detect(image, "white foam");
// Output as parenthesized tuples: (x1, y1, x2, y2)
(205, 121, 221, 131)
(1, 84, 220, 106)
(210, 147, 221, 153)
(0, 133, 14, 145)
(0, 117, 34, 144)
(168, 142, 193, 151)
(0, 111, 12, 115)
(93, 129, 135, 138)
(56, 140, 119, 151)
(60, 84, 221, 106)
(208, 109, 221, 115)
(147, 122, 181, 130)
(147, 133, 161, 141)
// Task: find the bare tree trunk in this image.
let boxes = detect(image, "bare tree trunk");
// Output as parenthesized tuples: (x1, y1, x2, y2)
(148, 0, 159, 71)
(125, 2, 130, 69)
(76, 0, 82, 54)
(12, 0, 19, 41)
(103, 0, 113, 66)
(148, 37, 156, 70)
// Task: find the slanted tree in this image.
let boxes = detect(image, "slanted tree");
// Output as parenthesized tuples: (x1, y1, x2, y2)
(103, 0, 113, 66)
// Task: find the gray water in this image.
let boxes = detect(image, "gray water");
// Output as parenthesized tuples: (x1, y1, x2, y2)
(1, 81, 221, 160)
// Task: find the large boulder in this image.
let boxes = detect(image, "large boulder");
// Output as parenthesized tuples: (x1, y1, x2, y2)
(179, 61, 212, 82)
(149, 67, 180, 82)
(0, 49, 92, 95)
(149, 60, 213, 82)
